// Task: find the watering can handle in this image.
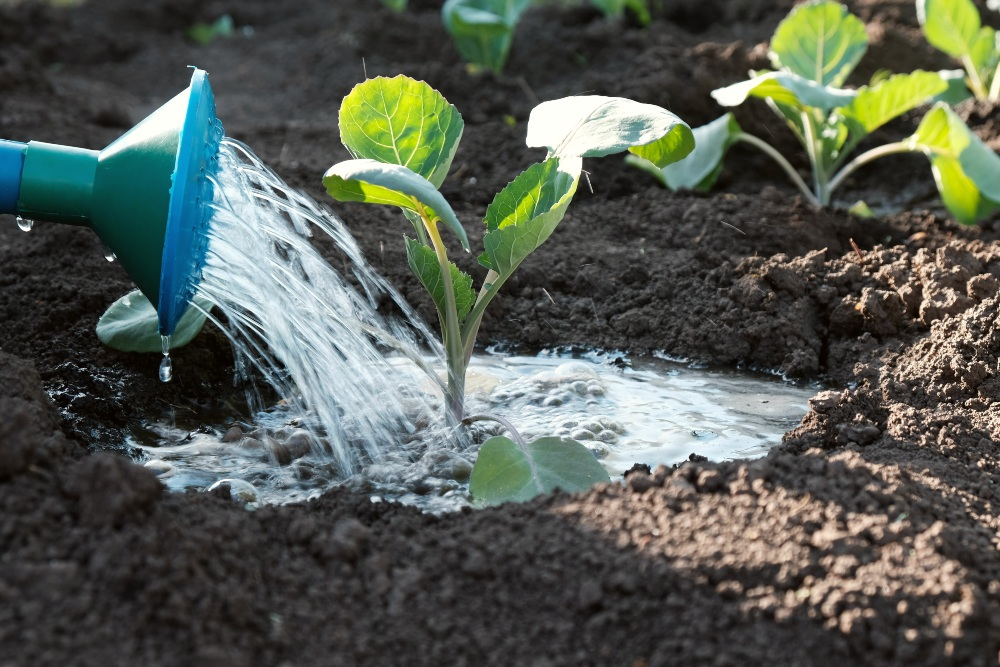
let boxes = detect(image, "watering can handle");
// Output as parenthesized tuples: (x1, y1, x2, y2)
(0, 139, 26, 215)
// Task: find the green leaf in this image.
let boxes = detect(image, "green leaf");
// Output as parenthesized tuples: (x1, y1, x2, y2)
(626, 113, 741, 192)
(186, 14, 234, 45)
(917, 0, 981, 59)
(470, 435, 611, 505)
(590, 0, 650, 23)
(482, 157, 581, 277)
(841, 71, 947, 136)
(442, 0, 532, 74)
(379, 0, 407, 10)
(711, 70, 858, 112)
(769, 0, 868, 87)
(97, 290, 213, 353)
(323, 159, 470, 251)
(405, 238, 475, 322)
(526, 96, 693, 162)
(910, 103, 1000, 223)
(931, 68, 975, 104)
(969, 26, 998, 72)
(339, 76, 464, 189)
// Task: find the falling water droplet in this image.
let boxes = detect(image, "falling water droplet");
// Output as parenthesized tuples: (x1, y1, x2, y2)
(103, 246, 117, 262)
(16, 216, 33, 232)
(159, 335, 173, 383)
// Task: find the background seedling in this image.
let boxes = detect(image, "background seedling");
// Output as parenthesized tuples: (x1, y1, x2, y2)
(917, 0, 1000, 102)
(442, 0, 532, 74)
(628, 0, 1000, 224)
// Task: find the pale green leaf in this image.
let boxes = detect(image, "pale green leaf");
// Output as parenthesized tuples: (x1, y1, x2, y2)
(379, 0, 407, 10)
(769, 0, 868, 86)
(627, 113, 741, 192)
(841, 70, 947, 135)
(711, 70, 858, 112)
(442, 0, 532, 73)
(526, 95, 693, 161)
(917, 0, 981, 59)
(97, 290, 213, 353)
(323, 159, 470, 250)
(482, 157, 581, 276)
(469, 435, 611, 505)
(969, 26, 998, 72)
(339, 76, 464, 189)
(909, 103, 1000, 223)
(931, 68, 975, 104)
(405, 238, 475, 322)
(627, 120, 695, 169)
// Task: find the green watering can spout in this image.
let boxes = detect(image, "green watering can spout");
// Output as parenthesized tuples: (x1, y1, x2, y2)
(0, 67, 222, 336)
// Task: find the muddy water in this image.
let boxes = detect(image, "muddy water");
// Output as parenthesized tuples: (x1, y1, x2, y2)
(135, 350, 816, 512)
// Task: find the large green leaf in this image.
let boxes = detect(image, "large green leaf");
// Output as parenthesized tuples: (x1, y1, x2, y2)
(769, 0, 868, 87)
(840, 70, 947, 135)
(909, 103, 1000, 223)
(97, 290, 213, 353)
(916, 0, 981, 59)
(526, 95, 693, 162)
(469, 435, 611, 505)
(442, 0, 532, 74)
(324, 159, 470, 250)
(481, 157, 581, 276)
(339, 76, 464, 189)
(711, 70, 858, 112)
(405, 238, 475, 322)
(626, 113, 741, 192)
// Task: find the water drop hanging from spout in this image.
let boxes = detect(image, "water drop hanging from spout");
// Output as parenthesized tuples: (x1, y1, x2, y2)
(159, 335, 173, 383)
(16, 216, 33, 232)
(103, 245, 117, 262)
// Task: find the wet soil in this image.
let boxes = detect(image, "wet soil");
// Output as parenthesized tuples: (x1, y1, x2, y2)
(2, 0, 1000, 664)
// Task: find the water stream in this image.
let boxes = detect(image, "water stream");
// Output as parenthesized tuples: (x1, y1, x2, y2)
(133, 140, 817, 512)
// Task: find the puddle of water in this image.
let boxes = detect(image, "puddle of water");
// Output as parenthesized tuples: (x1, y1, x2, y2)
(134, 350, 817, 512)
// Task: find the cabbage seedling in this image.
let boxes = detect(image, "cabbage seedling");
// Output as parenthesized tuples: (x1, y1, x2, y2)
(442, 0, 532, 74)
(325, 75, 693, 504)
(590, 0, 650, 24)
(628, 0, 1000, 224)
(917, 0, 1000, 102)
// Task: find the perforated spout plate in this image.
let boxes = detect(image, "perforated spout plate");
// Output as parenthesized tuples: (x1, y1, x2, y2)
(158, 68, 223, 335)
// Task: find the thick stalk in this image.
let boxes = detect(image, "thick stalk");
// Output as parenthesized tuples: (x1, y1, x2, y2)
(461, 268, 505, 366)
(419, 204, 466, 421)
(825, 141, 912, 197)
(989, 62, 1000, 102)
(735, 133, 820, 206)
(800, 111, 829, 204)
(962, 54, 989, 101)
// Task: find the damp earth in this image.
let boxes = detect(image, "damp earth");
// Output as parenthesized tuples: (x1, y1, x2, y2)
(1, 0, 1000, 665)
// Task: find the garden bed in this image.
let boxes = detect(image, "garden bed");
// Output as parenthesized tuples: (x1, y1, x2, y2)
(1, 0, 999, 664)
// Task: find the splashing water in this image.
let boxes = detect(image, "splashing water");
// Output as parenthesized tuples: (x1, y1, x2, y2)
(192, 139, 449, 476)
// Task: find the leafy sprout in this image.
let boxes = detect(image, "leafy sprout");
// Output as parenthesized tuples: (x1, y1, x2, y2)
(442, 0, 533, 74)
(917, 0, 1000, 102)
(628, 0, 1000, 224)
(325, 74, 693, 503)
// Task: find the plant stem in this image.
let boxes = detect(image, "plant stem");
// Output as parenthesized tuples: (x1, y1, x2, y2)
(800, 111, 829, 204)
(419, 203, 466, 422)
(462, 413, 528, 449)
(989, 62, 1000, 102)
(962, 54, 989, 101)
(826, 141, 913, 198)
(735, 132, 820, 206)
(461, 268, 507, 366)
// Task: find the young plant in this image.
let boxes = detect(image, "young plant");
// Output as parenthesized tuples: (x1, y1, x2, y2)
(590, 0, 650, 25)
(917, 0, 1000, 102)
(628, 0, 1000, 224)
(379, 0, 407, 11)
(324, 74, 693, 503)
(442, 0, 532, 74)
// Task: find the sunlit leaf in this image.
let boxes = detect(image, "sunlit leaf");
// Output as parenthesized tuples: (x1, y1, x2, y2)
(526, 96, 693, 162)
(481, 157, 581, 276)
(405, 238, 475, 322)
(917, 0, 981, 59)
(97, 290, 213, 353)
(323, 159, 470, 250)
(339, 76, 464, 189)
(769, 0, 868, 86)
(841, 71, 947, 136)
(711, 70, 858, 112)
(469, 435, 611, 505)
(626, 113, 741, 192)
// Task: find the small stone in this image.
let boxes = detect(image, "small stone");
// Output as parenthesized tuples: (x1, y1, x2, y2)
(221, 425, 244, 443)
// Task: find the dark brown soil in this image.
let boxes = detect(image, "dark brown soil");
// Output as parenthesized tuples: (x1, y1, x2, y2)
(2, 0, 1000, 665)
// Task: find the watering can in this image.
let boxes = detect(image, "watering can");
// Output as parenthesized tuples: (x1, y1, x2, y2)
(0, 68, 221, 336)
